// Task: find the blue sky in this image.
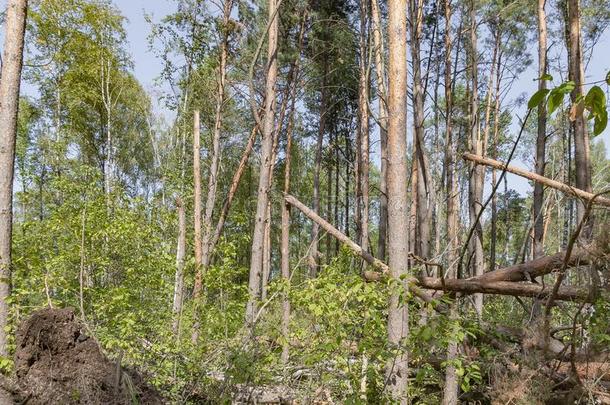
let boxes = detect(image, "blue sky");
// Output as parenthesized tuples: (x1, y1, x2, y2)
(2, 0, 608, 197)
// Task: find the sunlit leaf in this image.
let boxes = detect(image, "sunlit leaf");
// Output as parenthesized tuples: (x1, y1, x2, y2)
(528, 88, 549, 109)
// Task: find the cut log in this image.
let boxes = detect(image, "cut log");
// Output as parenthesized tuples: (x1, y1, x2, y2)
(463, 152, 610, 207)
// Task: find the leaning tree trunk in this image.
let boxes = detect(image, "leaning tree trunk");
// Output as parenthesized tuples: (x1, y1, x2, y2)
(246, 0, 279, 325)
(200, 0, 233, 275)
(385, 0, 410, 401)
(0, 0, 28, 357)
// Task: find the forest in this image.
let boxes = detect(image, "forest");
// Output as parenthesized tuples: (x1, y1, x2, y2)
(0, 0, 609, 403)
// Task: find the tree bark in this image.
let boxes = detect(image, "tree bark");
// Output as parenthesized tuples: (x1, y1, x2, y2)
(385, 0, 410, 400)
(0, 0, 28, 357)
(246, 0, 279, 325)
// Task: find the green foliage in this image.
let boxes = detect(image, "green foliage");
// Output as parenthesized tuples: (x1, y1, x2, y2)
(528, 77, 609, 135)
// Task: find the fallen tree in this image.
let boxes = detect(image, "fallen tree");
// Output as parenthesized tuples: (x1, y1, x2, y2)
(285, 194, 603, 303)
(473, 247, 593, 282)
(417, 277, 597, 302)
(462, 152, 610, 208)
(284, 193, 436, 304)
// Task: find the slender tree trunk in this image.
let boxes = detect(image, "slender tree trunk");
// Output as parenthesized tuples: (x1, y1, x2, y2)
(371, 0, 388, 261)
(409, 0, 430, 262)
(533, 0, 548, 260)
(309, 64, 327, 277)
(201, 0, 233, 273)
(192, 111, 203, 300)
(467, 0, 484, 316)
(280, 38, 301, 359)
(490, 52, 502, 272)
(442, 1, 460, 403)
(246, 0, 279, 325)
(210, 126, 257, 252)
(385, 0, 410, 401)
(358, 0, 370, 252)
(172, 197, 186, 334)
(0, 0, 28, 357)
(325, 132, 334, 259)
(261, 201, 272, 301)
(567, 0, 592, 234)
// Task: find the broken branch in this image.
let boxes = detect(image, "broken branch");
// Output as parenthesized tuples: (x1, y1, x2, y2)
(463, 153, 610, 207)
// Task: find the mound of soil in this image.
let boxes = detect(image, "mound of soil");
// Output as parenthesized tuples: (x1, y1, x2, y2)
(0, 308, 164, 404)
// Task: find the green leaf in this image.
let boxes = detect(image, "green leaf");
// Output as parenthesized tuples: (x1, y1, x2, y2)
(593, 109, 608, 137)
(557, 81, 576, 94)
(585, 86, 606, 115)
(539, 73, 553, 81)
(547, 90, 565, 115)
(528, 88, 549, 109)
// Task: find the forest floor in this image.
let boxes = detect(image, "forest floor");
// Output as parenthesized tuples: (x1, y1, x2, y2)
(0, 308, 163, 404)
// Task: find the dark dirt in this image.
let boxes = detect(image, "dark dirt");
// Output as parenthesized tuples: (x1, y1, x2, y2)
(0, 307, 164, 404)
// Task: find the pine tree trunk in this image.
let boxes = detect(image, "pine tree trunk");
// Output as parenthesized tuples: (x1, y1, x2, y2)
(309, 64, 327, 277)
(385, 0, 410, 401)
(358, 0, 370, 253)
(567, 0, 592, 233)
(246, 0, 279, 325)
(467, 0, 484, 316)
(409, 0, 430, 263)
(533, 0, 548, 260)
(0, 0, 28, 357)
(371, 0, 388, 262)
(442, 2, 460, 402)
